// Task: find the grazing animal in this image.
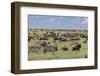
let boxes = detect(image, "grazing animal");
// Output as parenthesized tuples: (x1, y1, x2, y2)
(39, 37, 48, 40)
(60, 37, 67, 41)
(28, 36, 34, 41)
(71, 37, 80, 41)
(53, 37, 61, 42)
(84, 40, 87, 43)
(72, 43, 81, 51)
(80, 34, 88, 38)
(40, 41, 48, 47)
(28, 46, 41, 53)
(62, 46, 68, 51)
(43, 45, 57, 53)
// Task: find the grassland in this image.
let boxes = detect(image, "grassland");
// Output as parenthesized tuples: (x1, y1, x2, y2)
(28, 29, 88, 60)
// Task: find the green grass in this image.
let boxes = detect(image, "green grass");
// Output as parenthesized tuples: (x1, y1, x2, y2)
(28, 29, 88, 61)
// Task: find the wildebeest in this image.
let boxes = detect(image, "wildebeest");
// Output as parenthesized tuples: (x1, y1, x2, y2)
(28, 35, 34, 41)
(40, 41, 48, 47)
(28, 45, 42, 53)
(80, 33, 88, 38)
(49, 32, 57, 38)
(43, 45, 57, 53)
(53, 36, 61, 42)
(84, 40, 87, 43)
(60, 37, 68, 41)
(62, 46, 68, 51)
(71, 37, 80, 41)
(72, 43, 81, 51)
(39, 37, 48, 40)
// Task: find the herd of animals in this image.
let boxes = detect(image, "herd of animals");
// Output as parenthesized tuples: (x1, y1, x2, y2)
(28, 29, 88, 55)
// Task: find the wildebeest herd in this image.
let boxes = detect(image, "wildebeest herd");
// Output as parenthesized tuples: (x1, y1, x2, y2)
(28, 29, 88, 60)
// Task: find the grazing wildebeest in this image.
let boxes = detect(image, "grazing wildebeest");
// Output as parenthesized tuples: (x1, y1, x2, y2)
(71, 37, 80, 41)
(40, 41, 48, 47)
(80, 33, 88, 38)
(61, 33, 67, 37)
(72, 43, 81, 51)
(28, 45, 41, 53)
(62, 46, 68, 51)
(28, 35, 34, 41)
(53, 36, 61, 42)
(49, 32, 57, 38)
(39, 37, 48, 40)
(43, 33, 49, 38)
(84, 40, 87, 43)
(60, 37, 67, 41)
(43, 45, 57, 53)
